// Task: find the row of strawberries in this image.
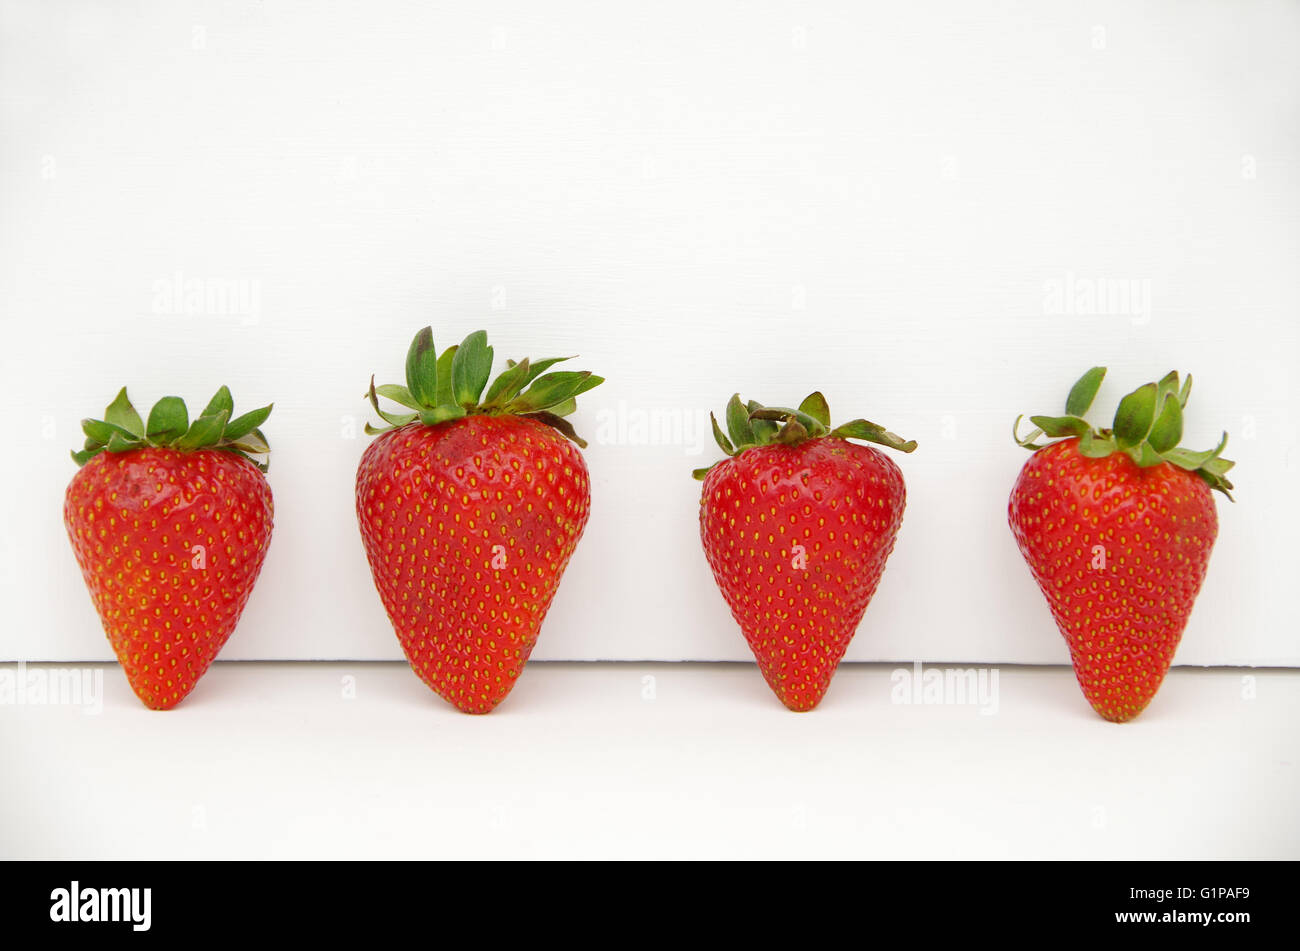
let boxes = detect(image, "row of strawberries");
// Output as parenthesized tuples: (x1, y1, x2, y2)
(63, 329, 1234, 723)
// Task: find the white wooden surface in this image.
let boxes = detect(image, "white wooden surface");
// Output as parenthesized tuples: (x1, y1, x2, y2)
(3, 663, 1296, 859)
(1, 1, 1297, 663)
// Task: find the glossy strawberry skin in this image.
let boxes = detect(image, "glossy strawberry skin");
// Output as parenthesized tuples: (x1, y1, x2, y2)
(1008, 438, 1218, 722)
(356, 415, 591, 714)
(64, 448, 274, 710)
(699, 437, 906, 711)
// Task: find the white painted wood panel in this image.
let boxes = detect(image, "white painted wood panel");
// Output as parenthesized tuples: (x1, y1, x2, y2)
(2, 0, 1297, 663)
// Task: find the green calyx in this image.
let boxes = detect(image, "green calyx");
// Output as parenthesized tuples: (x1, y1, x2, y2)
(1013, 367, 1235, 500)
(691, 391, 917, 480)
(364, 327, 604, 447)
(71, 386, 273, 473)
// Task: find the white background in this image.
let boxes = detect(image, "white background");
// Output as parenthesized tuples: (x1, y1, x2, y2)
(3, 0, 1298, 666)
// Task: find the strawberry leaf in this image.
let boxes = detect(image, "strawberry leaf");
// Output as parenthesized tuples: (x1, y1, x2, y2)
(367, 377, 417, 429)
(832, 419, 917, 452)
(146, 397, 188, 442)
(106, 430, 141, 453)
(176, 410, 230, 450)
(694, 393, 916, 477)
(510, 371, 603, 413)
(73, 388, 273, 470)
(726, 393, 755, 447)
(230, 428, 270, 454)
(749, 406, 824, 435)
(405, 327, 439, 406)
(104, 387, 145, 437)
(1163, 432, 1229, 471)
(710, 413, 735, 455)
(1013, 415, 1046, 449)
(201, 385, 234, 421)
(1028, 415, 1090, 439)
(1065, 367, 1107, 417)
(451, 331, 493, 406)
(82, 418, 140, 445)
(364, 329, 602, 447)
(522, 411, 586, 448)
(547, 397, 578, 418)
(747, 401, 778, 442)
(434, 345, 458, 406)
(515, 356, 573, 385)
(1014, 369, 1235, 499)
(1128, 441, 1165, 467)
(1203, 454, 1234, 476)
(1077, 430, 1117, 457)
(482, 357, 531, 409)
(1155, 371, 1180, 409)
(1113, 383, 1158, 448)
(798, 392, 831, 428)
(1146, 395, 1183, 453)
(775, 418, 809, 444)
(224, 404, 273, 441)
(419, 405, 467, 425)
(374, 384, 420, 409)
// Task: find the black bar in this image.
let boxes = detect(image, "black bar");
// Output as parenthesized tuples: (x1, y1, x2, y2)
(0, 860, 1283, 939)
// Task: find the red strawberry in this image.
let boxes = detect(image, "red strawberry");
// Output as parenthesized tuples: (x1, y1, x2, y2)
(356, 328, 601, 714)
(1008, 368, 1233, 722)
(64, 387, 274, 709)
(695, 393, 916, 711)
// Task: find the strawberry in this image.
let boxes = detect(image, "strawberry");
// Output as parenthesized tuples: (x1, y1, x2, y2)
(1008, 368, 1234, 722)
(64, 386, 274, 709)
(695, 393, 916, 711)
(356, 328, 602, 714)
